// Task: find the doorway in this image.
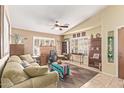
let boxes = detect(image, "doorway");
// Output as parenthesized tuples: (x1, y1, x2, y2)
(118, 27, 124, 79)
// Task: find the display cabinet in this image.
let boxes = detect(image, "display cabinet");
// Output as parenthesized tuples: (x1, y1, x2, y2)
(88, 37, 102, 70)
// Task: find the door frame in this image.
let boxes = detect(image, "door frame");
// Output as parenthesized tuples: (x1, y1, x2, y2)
(115, 26, 124, 78)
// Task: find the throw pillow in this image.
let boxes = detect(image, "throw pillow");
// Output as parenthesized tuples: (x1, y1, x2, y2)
(23, 66, 48, 77)
(21, 60, 31, 68)
(20, 54, 34, 63)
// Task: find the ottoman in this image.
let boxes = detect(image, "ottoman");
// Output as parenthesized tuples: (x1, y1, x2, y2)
(50, 62, 70, 80)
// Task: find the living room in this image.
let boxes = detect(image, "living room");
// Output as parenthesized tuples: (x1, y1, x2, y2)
(1, 3, 124, 89)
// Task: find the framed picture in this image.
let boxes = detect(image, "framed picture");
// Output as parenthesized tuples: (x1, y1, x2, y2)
(108, 31, 114, 63)
(93, 53, 99, 59)
(96, 33, 101, 38)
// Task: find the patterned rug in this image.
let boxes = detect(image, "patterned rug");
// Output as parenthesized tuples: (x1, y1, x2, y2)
(57, 63, 98, 88)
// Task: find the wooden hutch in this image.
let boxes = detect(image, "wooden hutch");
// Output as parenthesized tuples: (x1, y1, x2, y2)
(88, 37, 102, 70)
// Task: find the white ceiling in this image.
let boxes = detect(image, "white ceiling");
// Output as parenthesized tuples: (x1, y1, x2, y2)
(8, 5, 106, 35)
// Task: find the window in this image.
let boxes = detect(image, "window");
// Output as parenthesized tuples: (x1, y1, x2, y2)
(33, 36, 55, 56)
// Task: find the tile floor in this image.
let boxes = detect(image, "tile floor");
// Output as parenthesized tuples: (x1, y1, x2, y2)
(81, 73, 124, 88)
(64, 60, 124, 88)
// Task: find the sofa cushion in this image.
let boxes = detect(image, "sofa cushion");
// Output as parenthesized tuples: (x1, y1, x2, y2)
(1, 78, 14, 88)
(2, 62, 29, 85)
(31, 71, 59, 88)
(23, 66, 48, 77)
(7, 55, 22, 63)
(12, 71, 59, 88)
(11, 79, 33, 88)
(20, 54, 34, 63)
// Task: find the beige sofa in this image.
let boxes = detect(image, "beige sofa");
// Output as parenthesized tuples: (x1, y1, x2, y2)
(1, 55, 59, 88)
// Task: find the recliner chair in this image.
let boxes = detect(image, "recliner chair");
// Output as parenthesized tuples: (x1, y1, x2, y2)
(48, 50, 57, 64)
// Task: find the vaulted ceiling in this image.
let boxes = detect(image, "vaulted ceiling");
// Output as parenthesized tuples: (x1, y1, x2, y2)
(8, 5, 106, 35)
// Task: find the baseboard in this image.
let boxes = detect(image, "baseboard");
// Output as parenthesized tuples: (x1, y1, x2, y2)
(100, 71, 117, 78)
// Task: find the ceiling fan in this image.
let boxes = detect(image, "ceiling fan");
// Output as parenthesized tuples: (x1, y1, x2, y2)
(52, 21, 69, 31)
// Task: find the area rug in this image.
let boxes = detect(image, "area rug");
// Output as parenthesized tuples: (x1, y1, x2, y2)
(57, 63, 98, 88)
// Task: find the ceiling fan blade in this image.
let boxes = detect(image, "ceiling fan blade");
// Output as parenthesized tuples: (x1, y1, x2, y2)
(60, 25, 68, 28)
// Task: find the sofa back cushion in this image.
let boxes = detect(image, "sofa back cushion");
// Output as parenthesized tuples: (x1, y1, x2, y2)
(30, 62, 40, 66)
(20, 54, 34, 63)
(7, 55, 22, 63)
(1, 62, 29, 85)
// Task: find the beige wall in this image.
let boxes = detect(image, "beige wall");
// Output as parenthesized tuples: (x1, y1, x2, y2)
(64, 10, 101, 35)
(64, 5, 124, 76)
(100, 6, 124, 76)
(11, 28, 64, 55)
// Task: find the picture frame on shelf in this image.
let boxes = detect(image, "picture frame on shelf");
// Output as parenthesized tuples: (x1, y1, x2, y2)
(73, 34, 76, 38)
(77, 33, 80, 37)
(82, 32, 86, 36)
(96, 33, 101, 38)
